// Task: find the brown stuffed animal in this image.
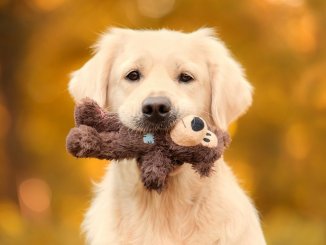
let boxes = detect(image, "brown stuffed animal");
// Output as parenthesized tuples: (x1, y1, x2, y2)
(66, 99, 230, 192)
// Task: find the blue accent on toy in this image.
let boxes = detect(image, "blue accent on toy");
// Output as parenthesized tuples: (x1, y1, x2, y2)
(143, 133, 155, 144)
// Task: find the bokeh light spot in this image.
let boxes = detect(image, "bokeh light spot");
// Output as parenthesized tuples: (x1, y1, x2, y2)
(18, 178, 51, 213)
(137, 0, 175, 18)
(285, 13, 316, 54)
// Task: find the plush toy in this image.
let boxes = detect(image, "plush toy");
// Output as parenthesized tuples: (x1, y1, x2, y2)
(66, 99, 230, 192)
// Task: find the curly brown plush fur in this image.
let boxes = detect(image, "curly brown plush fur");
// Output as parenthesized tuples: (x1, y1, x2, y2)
(66, 99, 230, 192)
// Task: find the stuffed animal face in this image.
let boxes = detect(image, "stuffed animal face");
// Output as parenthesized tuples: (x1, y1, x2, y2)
(170, 115, 217, 148)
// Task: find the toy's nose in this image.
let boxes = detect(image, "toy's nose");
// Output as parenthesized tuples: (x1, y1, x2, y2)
(191, 117, 205, 131)
(142, 96, 171, 122)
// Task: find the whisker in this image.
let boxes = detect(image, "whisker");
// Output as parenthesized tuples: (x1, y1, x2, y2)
(181, 119, 186, 128)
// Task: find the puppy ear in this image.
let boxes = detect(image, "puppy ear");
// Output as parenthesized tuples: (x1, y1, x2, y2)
(68, 28, 123, 107)
(200, 29, 253, 130)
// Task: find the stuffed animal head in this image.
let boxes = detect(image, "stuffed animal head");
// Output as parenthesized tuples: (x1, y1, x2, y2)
(170, 115, 217, 148)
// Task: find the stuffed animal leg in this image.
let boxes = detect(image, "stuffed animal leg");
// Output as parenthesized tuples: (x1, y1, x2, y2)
(137, 151, 175, 192)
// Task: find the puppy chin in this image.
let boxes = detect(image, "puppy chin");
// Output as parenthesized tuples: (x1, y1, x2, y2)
(134, 113, 180, 132)
(118, 113, 181, 132)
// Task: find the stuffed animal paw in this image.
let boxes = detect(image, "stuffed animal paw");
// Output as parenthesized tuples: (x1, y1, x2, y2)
(66, 125, 102, 158)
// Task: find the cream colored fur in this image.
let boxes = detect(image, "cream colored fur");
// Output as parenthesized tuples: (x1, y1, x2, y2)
(69, 28, 266, 245)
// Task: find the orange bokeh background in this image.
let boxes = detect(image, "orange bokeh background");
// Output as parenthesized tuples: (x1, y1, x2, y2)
(0, 0, 325, 244)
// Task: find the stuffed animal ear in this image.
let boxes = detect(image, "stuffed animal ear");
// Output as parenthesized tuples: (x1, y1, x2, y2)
(68, 28, 123, 107)
(198, 29, 253, 130)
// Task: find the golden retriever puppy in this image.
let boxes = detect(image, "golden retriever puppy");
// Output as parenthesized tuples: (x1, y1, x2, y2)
(68, 28, 266, 245)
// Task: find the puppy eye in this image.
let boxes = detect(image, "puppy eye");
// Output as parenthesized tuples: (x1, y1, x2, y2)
(178, 73, 194, 83)
(125, 70, 141, 81)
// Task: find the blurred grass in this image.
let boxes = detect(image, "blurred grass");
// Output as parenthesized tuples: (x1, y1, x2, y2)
(0, 0, 325, 244)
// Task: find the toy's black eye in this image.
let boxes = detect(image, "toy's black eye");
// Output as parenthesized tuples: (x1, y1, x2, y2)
(125, 70, 141, 81)
(191, 117, 205, 131)
(178, 73, 194, 83)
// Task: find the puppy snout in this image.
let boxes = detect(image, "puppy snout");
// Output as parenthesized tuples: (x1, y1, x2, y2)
(142, 96, 171, 122)
(191, 117, 205, 131)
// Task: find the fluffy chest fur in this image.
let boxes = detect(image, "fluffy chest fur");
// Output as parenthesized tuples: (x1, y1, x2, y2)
(115, 167, 216, 244)
(82, 159, 266, 245)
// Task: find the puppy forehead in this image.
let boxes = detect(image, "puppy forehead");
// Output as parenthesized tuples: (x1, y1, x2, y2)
(116, 46, 208, 79)
(115, 31, 205, 61)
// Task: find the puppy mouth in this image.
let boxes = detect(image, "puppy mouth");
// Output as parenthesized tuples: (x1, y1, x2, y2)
(134, 112, 179, 132)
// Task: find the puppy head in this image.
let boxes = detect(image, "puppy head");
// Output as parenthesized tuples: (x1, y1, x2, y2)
(68, 28, 252, 132)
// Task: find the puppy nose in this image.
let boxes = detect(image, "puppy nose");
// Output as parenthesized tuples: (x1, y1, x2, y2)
(142, 96, 171, 121)
(191, 117, 205, 131)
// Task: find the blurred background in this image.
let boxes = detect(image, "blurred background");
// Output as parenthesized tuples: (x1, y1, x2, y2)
(0, 0, 325, 244)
